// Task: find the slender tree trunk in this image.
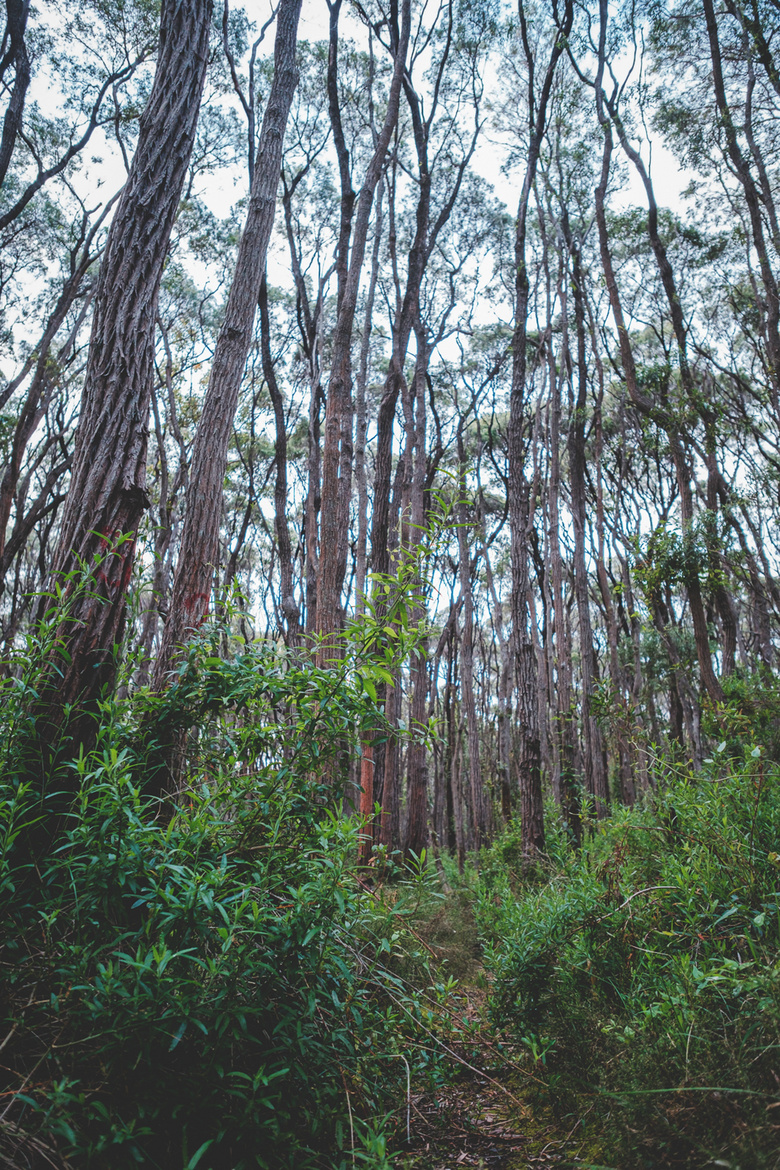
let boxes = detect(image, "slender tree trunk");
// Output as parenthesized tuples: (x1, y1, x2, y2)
(404, 336, 431, 858)
(358, 742, 375, 866)
(482, 527, 513, 822)
(456, 427, 486, 847)
(155, 0, 303, 685)
(0, 0, 31, 188)
(509, 1, 574, 858)
(593, 41, 724, 706)
(548, 348, 580, 839)
(316, 0, 411, 657)
(355, 189, 383, 616)
(703, 0, 780, 417)
(564, 218, 608, 812)
(259, 271, 300, 642)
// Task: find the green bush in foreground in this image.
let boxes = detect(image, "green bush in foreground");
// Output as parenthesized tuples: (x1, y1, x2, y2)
(475, 747, 780, 1168)
(0, 635, 427, 1169)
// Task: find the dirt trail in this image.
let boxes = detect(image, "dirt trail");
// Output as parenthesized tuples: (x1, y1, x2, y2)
(393, 890, 600, 1170)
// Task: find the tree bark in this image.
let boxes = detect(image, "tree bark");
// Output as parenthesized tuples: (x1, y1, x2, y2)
(0, 0, 31, 188)
(155, 0, 303, 685)
(457, 426, 486, 847)
(40, 0, 212, 740)
(259, 271, 300, 642)
(563, 215, 608, 813)
(315, 0, 411, 658)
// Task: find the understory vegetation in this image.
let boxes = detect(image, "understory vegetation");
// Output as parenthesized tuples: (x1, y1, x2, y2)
(0, 631, 441, 1169)
(3, 625, 780, 1168)
(475, 716, 780, 1168)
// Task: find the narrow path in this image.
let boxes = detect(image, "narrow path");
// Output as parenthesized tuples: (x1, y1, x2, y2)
(390, 886, 601, 1169)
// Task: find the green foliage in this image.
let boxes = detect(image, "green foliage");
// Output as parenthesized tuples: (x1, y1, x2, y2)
(0, 631, 431, 1169)
(474, 746, 780, 1167)
(704, 669, 780, 764)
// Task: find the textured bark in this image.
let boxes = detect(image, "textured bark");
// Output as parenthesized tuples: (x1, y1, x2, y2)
(355, 190, 383, 616)
(326, 0, 355, 312)
(378, 680, 401, 850)
(446, 625, 466, 870)
(304, 367, 323, 635)
(547, 348, 580, 838)
(315, 0, 411, 657)
(41, 0, 212, 734)
(155, 0, 302, 685)
(482, 528, 512, 823)
(404, 644, 429, 859)
(456, 429, 486, 847)
(589, 334, 635, 807)
(404, 341, 431, 859)
(280, 171, 324, 633)
(358, 742, 375, 866)
(0, 0, 30, 188)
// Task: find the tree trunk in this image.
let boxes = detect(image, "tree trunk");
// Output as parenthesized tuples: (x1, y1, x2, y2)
(355, 189, 383, 616)
(564, 217, 608, 813)
(40, 0, 212, 744)
(316, 0, 411, 658)
(456, 428, 486, 847)
(509, 0, 573, 859)
(593, 40, 724, 707)
(259, 271, 300, 642)
(0, 0, 31, 188)
(547, 346, 580, 838)
(155, 0, 303, 686)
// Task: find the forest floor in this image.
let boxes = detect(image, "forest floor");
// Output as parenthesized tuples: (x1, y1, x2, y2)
(391, 886, 605, 1170)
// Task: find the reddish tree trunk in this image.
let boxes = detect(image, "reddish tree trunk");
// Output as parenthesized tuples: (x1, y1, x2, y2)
(0, 0, 31, 188)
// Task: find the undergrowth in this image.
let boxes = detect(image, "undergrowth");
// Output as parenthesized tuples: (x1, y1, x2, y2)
(475, 743, 780, 1168)
(0, 627, 438, 1169)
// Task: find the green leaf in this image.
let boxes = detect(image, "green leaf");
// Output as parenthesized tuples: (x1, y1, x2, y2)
(187, 1140, 214, 1168)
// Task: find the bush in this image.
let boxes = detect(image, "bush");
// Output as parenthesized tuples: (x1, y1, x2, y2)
(474, 745, 780, 1168)
(0, 634, 428, 1169)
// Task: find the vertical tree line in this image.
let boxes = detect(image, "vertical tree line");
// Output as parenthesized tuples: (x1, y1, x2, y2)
(1, 0, 780, 854)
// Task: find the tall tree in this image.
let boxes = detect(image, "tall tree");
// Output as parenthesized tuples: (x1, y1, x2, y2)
(315, 0, 411, 658)
(509, 0, 573, 859)
(155, 0, 303, 685)
(39, 0, 213, 741)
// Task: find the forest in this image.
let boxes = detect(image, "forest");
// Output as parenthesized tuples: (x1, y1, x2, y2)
(2, 0, 780, 1165)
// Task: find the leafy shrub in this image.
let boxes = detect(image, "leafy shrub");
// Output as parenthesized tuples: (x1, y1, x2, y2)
(475, 743, 780, 1167)
(0, 633, 429, 1169)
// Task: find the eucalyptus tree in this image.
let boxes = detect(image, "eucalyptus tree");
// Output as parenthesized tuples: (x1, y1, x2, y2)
(38, 0, 213, 743)
(314, 0, 412, 658)
(155, 0, 304, 687)
(506, 0, 573, 858)
(362, 0, 494, 853)
(0, 0, 31, 188)
(0, 0, 162, 620)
